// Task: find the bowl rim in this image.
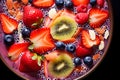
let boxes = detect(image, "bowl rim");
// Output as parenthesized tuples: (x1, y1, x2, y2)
(0, 0, 113, 80)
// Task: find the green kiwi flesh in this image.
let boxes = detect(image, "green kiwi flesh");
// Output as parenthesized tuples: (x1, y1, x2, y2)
(48, 53, 74, 78)
(50, 16, 77, 41)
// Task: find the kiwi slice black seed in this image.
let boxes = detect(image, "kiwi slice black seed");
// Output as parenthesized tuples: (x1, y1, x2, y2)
(50, 16, 77, 41)
(48, 53, 74, 78)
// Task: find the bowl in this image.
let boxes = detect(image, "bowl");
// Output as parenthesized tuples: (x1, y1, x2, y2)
(0, 0, 113, 80)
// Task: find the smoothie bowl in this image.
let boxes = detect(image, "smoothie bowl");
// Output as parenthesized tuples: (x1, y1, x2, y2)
(0, 0, 113, 80)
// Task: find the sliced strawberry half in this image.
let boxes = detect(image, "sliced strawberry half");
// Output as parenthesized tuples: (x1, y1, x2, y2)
(89, 8, 109, 28)
(0, 13, 18, 34)
(30, 28, 55, 54)
(33, 0, 54, 8)
(81, 30, 100, 48)
(8, 42, 30, 61)
(19, 50, 42, 72)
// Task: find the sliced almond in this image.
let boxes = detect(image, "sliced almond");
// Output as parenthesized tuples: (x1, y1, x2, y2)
(48, 8, 57, 19)
(104, 30, 109, 39)
(99, 41, 104, 50)
(21, 0, 28, 4)
(89, 30, 96, 40)
(15, 11, 23, 21)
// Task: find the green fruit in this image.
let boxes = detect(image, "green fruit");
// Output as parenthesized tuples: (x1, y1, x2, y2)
(48, 53, 74, 78)
(50, 16, 77, 41)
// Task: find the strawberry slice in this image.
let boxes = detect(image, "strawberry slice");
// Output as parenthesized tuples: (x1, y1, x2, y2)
(33, 0, 54, 8)
(81, 30, 100, 48)
(8, 42, 30, 61)
(19, 50, 42, 72)
(0, 13, 18, 34)
(72, 0, 90, 6)
(30, 28, 55, 54)
(89, 8, 109, 28)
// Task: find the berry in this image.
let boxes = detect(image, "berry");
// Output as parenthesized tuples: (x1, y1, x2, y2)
(64, 0, 73, 9)
(83, 56, 93, 67)
(97, 0, 104, 7)
(66, 44, 76, 53)
(22, 28, 31, 38)
(75, 13, 88, 24)
(89, 8, 109, 28)
(55, 41, 66, 50)
(29, 0, 33, 3)
(76, 4, 87, 13)
(74, 57, 82, 66)
(0, 13, 18, 34)
(72, 0, 90, 6)
(55, 0, 64, 7)
(90, 0, 96, 6)
(76, 45, 93, 57)
(4, 34, 14, 46)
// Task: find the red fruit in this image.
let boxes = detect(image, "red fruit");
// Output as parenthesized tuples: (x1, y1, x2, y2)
(72, 0, 90, 6)
(89, 8, 109, 28)
(76, 45, 93, 57)
(76, 4, 88, 13)
(30, 28, 55, 54)
(97, 0, 104, 7)
(75, 13, 88, 24)
(8, 42, 30, 61)
(0, 13, 18, 34)
(81, 30, 100, 48)
(19, 50, 42, 72)
(23, 5, 43, 28)
(33, 0, 54, 8)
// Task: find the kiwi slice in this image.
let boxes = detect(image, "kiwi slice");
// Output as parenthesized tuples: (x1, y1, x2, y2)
(50, 16, 77, 41)
(48, 53, 74, 78)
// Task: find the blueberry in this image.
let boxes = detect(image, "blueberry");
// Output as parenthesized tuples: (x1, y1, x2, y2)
(55, 41, 65, 50)
(90, 0, 96, 6)
(83, 56, 93, 67)
(66, 44, 76, 53)
(22, 28, 31, 38)
(4, 34, 14, 46)
(74, 57, 82, 66)
(55, 0, 64, 7)
(29, 0, 33, 3)
(64, 0, 73, 9)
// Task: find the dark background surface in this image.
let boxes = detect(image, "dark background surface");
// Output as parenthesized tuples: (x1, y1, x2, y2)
(0, 0, 119, 80)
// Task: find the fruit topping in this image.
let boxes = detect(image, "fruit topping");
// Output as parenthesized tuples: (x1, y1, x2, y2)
(66, 44, 76, 53)
(72, 0, 90, 6)
(73, 57, 82, 66)
(89, 8, 109, 28)
(76, 4, 88, 13)
(50, 16, 77, 41)
(90, 0, 96, 6)
(55, 41, 66, 50)
(83, 56, 93, 67)
(8, 42, 30, 61)
(21, 27, 31, 39)
(0, 13, 18, 34)
(75, 13, 89, 25)
(30, 28, 55, 54)
(23, 5, 43, 28)
(97, 0, 104, 7)
(33, 0, 54, 8)
(64, 0, 73, 9)
(19, 50, 43, 72)
(88, 30, 96, 40)
(55, 0, 64, 8)
(48, 8, 57, 19)
(76, 45, 93, 57)
(4, 34, 14, 46)
(48, 53, 74, 78)
(81, 30, 100, 48)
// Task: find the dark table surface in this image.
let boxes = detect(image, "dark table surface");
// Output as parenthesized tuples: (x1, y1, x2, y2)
(0, 0, 119, 80)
